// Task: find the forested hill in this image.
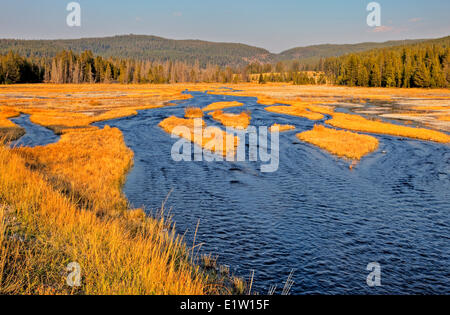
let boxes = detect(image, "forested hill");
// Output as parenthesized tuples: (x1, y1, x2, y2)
(1, 35, 449, 87)
(277, 39, 426, 63)
(0, 35, 273, 67)
(0, 35, 443, 67)
(322, 36, 450, 88)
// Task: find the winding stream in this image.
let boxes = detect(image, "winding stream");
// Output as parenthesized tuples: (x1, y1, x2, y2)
(13, 91, 450, 294)
(10, 114, 60, 147)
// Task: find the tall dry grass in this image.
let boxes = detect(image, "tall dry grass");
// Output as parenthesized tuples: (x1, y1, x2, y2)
(15, 126, 133, 215)
(269, 124, 296, 133)
(202, 101, 243, 112)
(0, 106, 25, 141)
(185, 107, 204, 119)
(297, 125, 379, 160)
(265, 106, 324, 121)
(209, 110, 251, 130)
(327, 113, 450, 143)
(24, 108, 139, 134)
(0, 127, 214, 295)
(0, 106, 21, 128)
(159, 116, 239, 156)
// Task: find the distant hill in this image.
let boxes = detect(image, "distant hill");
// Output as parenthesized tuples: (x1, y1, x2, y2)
(0, 34, 447, 67)
(0, 35, 273, 67)
(321, 36, 450, 89)
(276, 39, 427, 64)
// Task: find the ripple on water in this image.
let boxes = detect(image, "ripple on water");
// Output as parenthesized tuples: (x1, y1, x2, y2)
(18, 90, 440, 295)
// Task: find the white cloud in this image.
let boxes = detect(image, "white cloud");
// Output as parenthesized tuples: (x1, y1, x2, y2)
(370, 26, 394, 33)
(409, 17, 423, 23)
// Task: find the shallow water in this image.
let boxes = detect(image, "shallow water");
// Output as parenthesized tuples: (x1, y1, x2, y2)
(10, 114, 60, 147)
(13, 91, 450, 294)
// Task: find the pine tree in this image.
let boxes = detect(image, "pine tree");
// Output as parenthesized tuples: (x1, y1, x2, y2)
(413, 62, 431, 88)
(357, 67, 369, 86)
(104, 64, 113, 83)
(258, 73, 265, 84)
(369, 63, 381, 87)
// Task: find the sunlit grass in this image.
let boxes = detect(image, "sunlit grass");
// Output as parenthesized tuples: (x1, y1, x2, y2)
(209, 110, 251, 130)
(24, 108, 139, 134)
(297, 125, 379, 160)
(0, 127, 212, 295)
(185, 107, 204, 119)
(15, 126, 134, 214)
(0, 106, 25, 141)
(0, 84, 195, 134)
(408, 105, 449, 111)
(159, 116, 239, 156)
(0, 107, 20, 128)
(202, 101, 243, 112)
(327, 113, 450, 143)
(258, 97, 334, 116)
(269, 124, 296, 132)
(289, 102, 334, 116)
(265, 106, 324, 121)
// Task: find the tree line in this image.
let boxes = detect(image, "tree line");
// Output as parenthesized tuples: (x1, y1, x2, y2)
(321, 43, 450, 88)
(1, 39, 449, 88)
(0, 50, 318, 85)
(0, 50, 242, 84)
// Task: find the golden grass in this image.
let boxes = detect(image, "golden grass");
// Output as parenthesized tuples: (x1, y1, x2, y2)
(0, 84, 197, 134)
(408, 106, 449, 111)
(265, 106, 324, 121)
(256, 96, 281, 106)
(214, 84, 450, 131)
(15, 126, 133, 214)
(23, 108, 138, 134)
(0, 127, 213, 295)
(297, 125, 379, 160)
(202, 101, 243, 112)
(216, 83, 450, 101)
(209, 110, 251, 130)
(438, 115, 450, 122)
(0, 106, 20, 128)
(258, 97, 334, 116)
(269, 124, 296, 132)
(159, 116, 239, 156)
(327, 113, 450, 143)
(185, 107, 204, 119)
(0, 106, 25, 141)
(290, 102, 334, 116)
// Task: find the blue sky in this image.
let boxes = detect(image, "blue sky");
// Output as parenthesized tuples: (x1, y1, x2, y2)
(1, 0, 449, 52)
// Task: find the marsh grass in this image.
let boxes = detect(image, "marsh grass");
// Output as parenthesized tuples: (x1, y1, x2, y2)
(327, 113, 450, 143)
(25, 108, 139, 134)
(265, 106, 324, 121)
(0, 127, 26, 142)
(209, 110, 251, 130)
(0, 107, 25, 141)
(297, 125, 379, 160)
(0, 128, 224, 295)
(185, 107, 204, 119)
(159, 116, 239, 156)
(202, 101, 243, 112)
(269, 124, 296, 133)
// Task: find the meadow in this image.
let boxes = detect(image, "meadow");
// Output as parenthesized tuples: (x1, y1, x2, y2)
(0, 83, 449, 295)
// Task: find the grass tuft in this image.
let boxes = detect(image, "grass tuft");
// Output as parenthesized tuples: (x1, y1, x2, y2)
(327, 113, 450, 143)
(297, 125, 379, 160)
(0, 128, 217, 295)
(209, 110, 251, 130)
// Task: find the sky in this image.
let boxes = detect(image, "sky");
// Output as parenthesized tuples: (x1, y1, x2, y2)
(0, 0, 449, 53)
